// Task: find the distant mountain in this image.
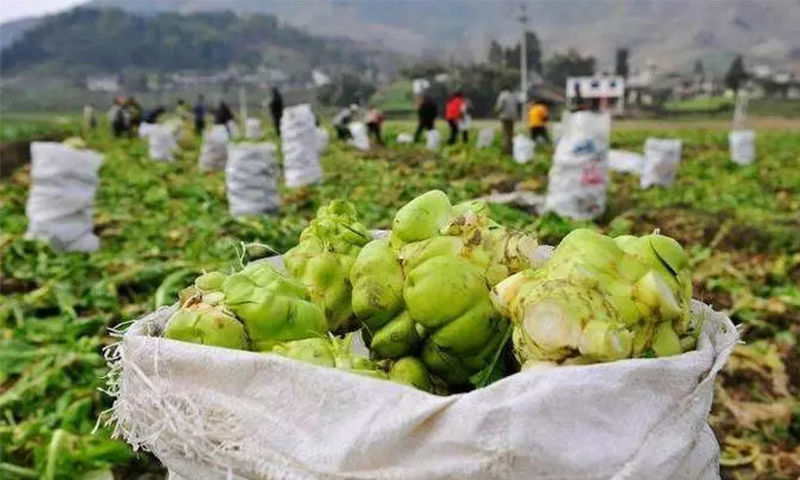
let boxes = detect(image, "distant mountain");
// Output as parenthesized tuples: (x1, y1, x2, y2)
(3, 0, 799, 78)
(0, 17, 40, 49)
(0, 7, 395, 81)
(85, 0, 800, 74)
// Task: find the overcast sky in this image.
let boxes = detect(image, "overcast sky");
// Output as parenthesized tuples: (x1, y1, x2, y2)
(1, 0, 89, 23)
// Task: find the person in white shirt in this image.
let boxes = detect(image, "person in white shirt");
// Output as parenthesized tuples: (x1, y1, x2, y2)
(495, 87, 519, 156)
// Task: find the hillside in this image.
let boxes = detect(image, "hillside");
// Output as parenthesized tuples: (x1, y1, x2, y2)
(84, 0, 800, 73)
(0, 17, 39, 49)
(0, 7, 393, 81)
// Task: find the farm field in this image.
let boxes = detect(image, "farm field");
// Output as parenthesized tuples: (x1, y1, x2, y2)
(0, 116, 798, 479)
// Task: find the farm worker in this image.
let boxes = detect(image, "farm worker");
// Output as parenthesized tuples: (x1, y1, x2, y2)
(269, 88, 284, 135)
(82, 104, 97, 131)
(527, 98, 550, 144)
(127, 97, 143, 136)
(333, 104, 357, 140)
(193, 94, 207, 135)
(175, 99, 191, 122)
(365, 105, 385, 146)
(445, 91, 465, 145)
(214, 101, 235, 137)
(108, 96, 126, 138)
(413, 95, 437, 143)
(459, 96, 473, 143)
(495, 87, 519, 155)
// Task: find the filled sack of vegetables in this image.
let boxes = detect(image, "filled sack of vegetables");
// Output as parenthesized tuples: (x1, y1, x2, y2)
(25, 140, 103, 252)
(225, 142, 280, 217)
(107, 192, 737, 480)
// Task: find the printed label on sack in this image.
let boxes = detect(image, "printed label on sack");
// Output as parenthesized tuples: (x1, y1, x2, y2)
(581, 163, 605, 185)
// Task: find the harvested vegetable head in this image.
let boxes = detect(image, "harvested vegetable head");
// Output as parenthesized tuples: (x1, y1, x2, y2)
(492, 229, 697, 366)
(222, 261, 327, 351)
(284, 200, 370, 333)
(391, 190, 453, 244)
(163, 302, 248, 350)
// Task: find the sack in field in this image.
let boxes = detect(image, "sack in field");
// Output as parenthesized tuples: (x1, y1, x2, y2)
(109, 298, 736, 480)
(281, 104, 323, 187)
(641, 138, 682, 188)
(227, 121, 240, 140)
(25, 142, 102, 252)
(396, 133, 413, 144)
(551, 121, 564, 144)
(198, 125, 229, 172)
(225, 142, 280, 217)
(425, 129, 441, 151)
(476, 127, 495, 148)
(544, 111, 610, 220)
(245, 118, 263, 140)
(348, 122, 370, 151)
(513, 134, 535, 164)
(147, 124, 178, 162)
(729, 130, 755, 165)
(138, 122, 157, 139)
(608, 149, 644, 174)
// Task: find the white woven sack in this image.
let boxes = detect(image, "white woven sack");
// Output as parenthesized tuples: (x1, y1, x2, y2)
(641, 138, 682, 189)
(551, 121, 564, 144)
(245, 118, 263, 140)
(225, 142, 280, 217)
(109, 298, 735, 480)
(544, 111, 610, 220)
(148, 125, 178, 162)
(513, 134, 535, 164)
(138, 122, 156, 139)
(281, 104, 323, 187)
(348, 122, 370, 151)
(396, 133, 413, 144)
(476, 127, 495, 148)
(728, 130, 755, 166)
(25, 142, 102, 252)
(198, 125, 229, 172)
(425, 129, 441, 151)
(227, 121, 240, 140)
(608, 150, 644, 174)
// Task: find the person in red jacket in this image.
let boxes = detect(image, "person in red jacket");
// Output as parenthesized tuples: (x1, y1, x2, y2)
(445, 91, 465, 145)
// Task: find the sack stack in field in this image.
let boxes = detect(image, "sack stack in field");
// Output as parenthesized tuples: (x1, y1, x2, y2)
(641, 138, 682, 188)
(281, 104, 323, 187)
(348, 122, 370, 151)
(198, 125, 229, 172)
(245, 118, 263, 140)
(729, 130, 755, 165)
(544, 111, 610, 220)
(25, 142, 102, 252)
(425, 129, 441, 151)
(513, 134, 535, 164)
(225, 142, 280, 217)
(147, 124, 178, 162)
(476, 127, 495, 148)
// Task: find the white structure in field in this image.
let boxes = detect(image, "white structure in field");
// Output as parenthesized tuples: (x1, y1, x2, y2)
(86, 75, 120, 92)
(565, 76, 626, 114)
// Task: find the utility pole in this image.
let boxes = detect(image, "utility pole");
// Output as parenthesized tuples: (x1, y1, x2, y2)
(518, 3, 528, 104)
